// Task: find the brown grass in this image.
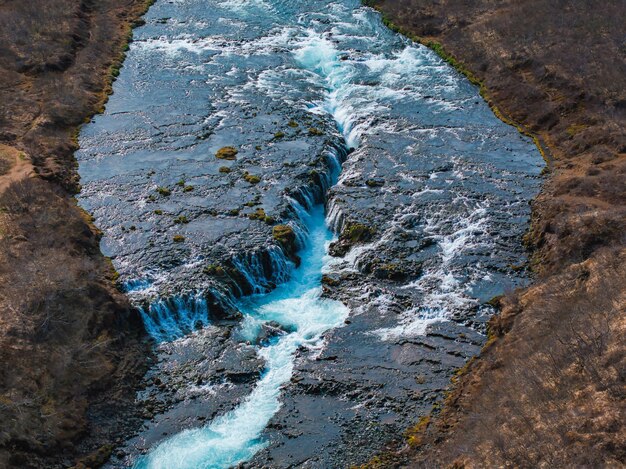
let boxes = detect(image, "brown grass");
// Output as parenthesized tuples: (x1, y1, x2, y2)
(412, 250, 625, 467)
(0, 0, 153, 467)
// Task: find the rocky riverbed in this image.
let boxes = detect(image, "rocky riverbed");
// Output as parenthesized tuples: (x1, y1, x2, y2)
(76, 0, 542, 467)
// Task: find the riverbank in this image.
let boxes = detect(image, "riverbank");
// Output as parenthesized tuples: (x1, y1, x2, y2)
(361, 0, 626, 466)
(0, 1, 154, 467)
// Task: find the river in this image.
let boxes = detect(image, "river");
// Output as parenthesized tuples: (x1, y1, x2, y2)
(76, 0, 543, 466)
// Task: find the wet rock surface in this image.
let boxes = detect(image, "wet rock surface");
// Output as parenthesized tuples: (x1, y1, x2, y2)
(252, 320, 481, 467)
(108, 326, 264, 468)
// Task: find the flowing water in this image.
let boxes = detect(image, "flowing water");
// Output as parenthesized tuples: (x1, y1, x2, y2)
(76, 0, 543, 466)
(135, 206, 348, 469)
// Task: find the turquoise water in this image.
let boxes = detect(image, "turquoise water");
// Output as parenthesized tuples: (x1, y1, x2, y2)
(134, 205, 348, 468)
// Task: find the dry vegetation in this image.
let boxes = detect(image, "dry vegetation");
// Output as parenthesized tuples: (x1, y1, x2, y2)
(360, 0, 626, 466)
(0, 0, 153, 467)
(410, 252, 625, 467)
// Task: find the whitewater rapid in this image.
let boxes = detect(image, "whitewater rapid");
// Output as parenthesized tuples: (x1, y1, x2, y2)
(134, 206, 348, 468)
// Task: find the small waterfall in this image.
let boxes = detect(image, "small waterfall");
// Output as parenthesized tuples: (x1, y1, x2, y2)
(230, 245, 293, 294)
(138, 292, 231, 343)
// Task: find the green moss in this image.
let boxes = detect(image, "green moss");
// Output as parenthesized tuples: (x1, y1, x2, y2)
(173, 215, 189, 224)
(405, 415, 431, 447)
(104, 257, 120, 283)
(216, 146, 238, 160)
(248, 208, 267, 220)
(219, 166, 232, 173)
(176, 179, 185, 187)
(172, 234, 185, 243)
(288, 120, 299, 127)
(154, 209, 163, 215)
(243, 172, 261, 184)
(273, 225, 296, 251)
(274, 131, 285, 139)
(228, 208, 240, 216)
(344, 223, 375, 243)
(183, 185, 194, 192)
(156, 187, 171, 196)
(365, 179, 384, 187)
(203, 264, 225, 276)
(308, 127, 324, 136)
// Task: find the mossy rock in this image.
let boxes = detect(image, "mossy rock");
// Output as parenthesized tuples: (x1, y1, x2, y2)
(154, 209, 163, 215)
(373, 263, 408, 281)
(156, 187, 171, 196)
(219, 166, 231, 173)
(308, 127, 323, 136)
(329, 222, 376, 257)
(228, 208, 240, 216)
(243, 172, 261, 184)
(216, 146, 238, 160)
(203, 264, 226, 276)
(173, 215, 189, 224)
(273, 225, 296, 253)
(273, 131, 285, 139)
(344, 223, 376, 243)
(176, 179, 185, 187)
(183, 185, 194, 192)
(366, 179, 384, 187)
(248, 208, 275, 225)
(248, 208, 267, 220)
(172, 235, 185, 243)
(288, 120, 299, 128)
(486, 295, 504, 309)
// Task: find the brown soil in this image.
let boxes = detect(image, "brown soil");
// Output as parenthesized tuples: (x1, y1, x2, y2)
(0, 1, 154, 467)
(358, 0, 626, 467)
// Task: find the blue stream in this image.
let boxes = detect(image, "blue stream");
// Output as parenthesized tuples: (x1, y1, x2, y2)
(135, 206, 348, 469)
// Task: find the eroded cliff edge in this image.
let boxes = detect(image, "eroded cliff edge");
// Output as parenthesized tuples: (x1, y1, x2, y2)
(0, 1, 155, 467)
(360, 0, 626, 466)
